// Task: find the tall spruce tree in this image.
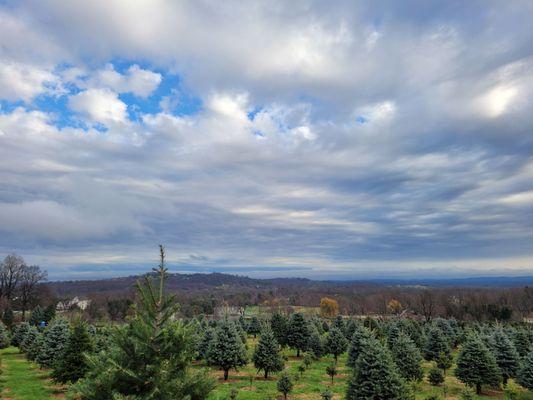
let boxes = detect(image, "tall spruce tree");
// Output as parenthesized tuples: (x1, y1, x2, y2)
(346, 335, 412, 400)
(287, 313, 310, 357)
(29, 306, 45, 326)
(208, 319, 248, 380)
(196, 326, 214, 362)
(346, 325, 373, 369)
(308, 329, 324, 359)
(512, 329, 531, 358)
(74, 246, 215, 399)
(517, 349, 533, 390)
(52, 320, 94, 383)
(247, 316, 262, 338)
(455, 335, 501, 395)
(36, 317, 70, 368)
(252, 327, 284, 378)
(324, 326, 348, 362)
(0, 322, 10, 349)
(11, 322, 30, 347)
(270, 312, 288, 347)
(490, 329, 520, 385)
(424, 327, 451, 362)
(27, 332, 43, 361)
(391, 331, 424, 382)
(20, 325, 39, 353)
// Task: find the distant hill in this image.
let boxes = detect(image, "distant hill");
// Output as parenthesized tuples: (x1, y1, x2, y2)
(45, 271, 533, 297)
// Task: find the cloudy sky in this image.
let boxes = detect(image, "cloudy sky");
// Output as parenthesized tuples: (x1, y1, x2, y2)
(1, 1, 532, 280)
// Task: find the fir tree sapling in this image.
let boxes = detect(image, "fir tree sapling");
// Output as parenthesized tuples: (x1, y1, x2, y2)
(490, 328, 520, 385)
(517, 350, 533, 390)
(391, 331, 424, 382)
(0, 322, 10, 349)
(36, 317, 70, 368)
(252, 327, 284, 379)
(270, 312, 288, 347)
(455, 335, 501, 395)
(286, 313, 310, 357)
(277, 372, 293, 400)
(346, 325, 373, 369)
(208, 319, 248, 380)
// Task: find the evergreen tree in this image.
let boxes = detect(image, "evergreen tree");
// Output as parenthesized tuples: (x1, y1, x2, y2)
(2, 308, 14, 330)
(27, 332, 43, 361)
(286, 313, 310, 357)
(326, 363, 337, 383)
(208, 319, 248, 380)
(277, 372, 293, 400)
(387, 321, 401, 348)
(73, 246, 215, 399)
(36, 317, 70, 368)
(247, 316, 262, 338)
(345, 319, 358, 341)
(346, 325, 373, 369)
(512, 329, 531, 358)
(52, 321, 94, 383)
(346, 335, 412, 400)
(238, 315, 248, 332)
(0, 322, 10, 349)
(428, 367, 444, 386)
(424, 327, 451, 362)
(490, 329, 520, 385)
(11, 322, 30, 347)
(517, 349, 533, 390)
(324, 326, 348, 362)
(270, 312, 288, 347)
(308, 330, 324, 359)
(43, 304, 56, 323)
(455, 335, 501, 395)
(20, 325, 39, 353)
(235, 321, 248, 350)
(196, 326, 214, 362)
(436, 351, 453, 376)
(29, 305, 45, 326)
(252, 327, 284, 379)
(391, 332, 424, 382)
(332, 315, 345, 333)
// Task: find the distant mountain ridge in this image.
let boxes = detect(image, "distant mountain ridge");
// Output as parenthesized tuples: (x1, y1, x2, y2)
(45, 271, 533, 297)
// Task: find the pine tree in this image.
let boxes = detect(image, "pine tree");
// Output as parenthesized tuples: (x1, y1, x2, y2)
(208, 319, 248, 380)
(196, 326, 214, 362)
(27, 332, 43, 361)
(0, 322, 10, 349)
(436, 351, 453, 376)
(324, 326, 348, 362)
(11, 322, 30, 347)
(238, 315, 248, 332)
(332, 315, 345, 334)
(490, 328, 520, 385)
(387, 321, 401, 348)
(512, 329, 531, 358)
(308, 330, 324, 359)
(29, 305, 45, 326)
(391, 331, 423, 382)
(424, 327, 451, 362)
(455, 335, 501, 395)
(270, 312, 288, 347)
(2, 309, 14, 330)
(73, 246, 215, 399)
(43, 304, 56, 323)
(346, 335, 412, 400)
(20, 325, 39, 353)
(252, 327, 284, 379)
(428, 367, 444, 386)
(517, 349, 533, 390)
(286, 313, 310, 357)
(36, 317, 70, 368)
(346, 325, 373, 369)
(277, 372, 293, 400)
(52, 321, 94, 383)
(247, 316, 262, 338)
(345, 319, 358, 341)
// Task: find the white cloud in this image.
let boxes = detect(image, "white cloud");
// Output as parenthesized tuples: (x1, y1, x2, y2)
(477, 85, 519, 118)
(0, 62, 59, 102)
(69, 88, 128, 126)
(89, 64, 161, 97)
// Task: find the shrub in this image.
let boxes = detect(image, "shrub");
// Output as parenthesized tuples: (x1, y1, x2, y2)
(428, 367, 444, 386)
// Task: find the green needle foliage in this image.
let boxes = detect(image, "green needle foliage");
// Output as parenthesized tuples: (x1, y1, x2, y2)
(36, 317, 70, 368)
(73, 245, 215, 399)
(52, 320, 93, 383)
(19, 325, 38, 353)
(247, 316, 262, 338)
(270, 312, 288, 347)
(424, 327, 451, 362)
(517, 349, 533, 390)
(287, 312, 310, 357)
(308, 330, 324, 359)
(391, 331, 424, 382)
(428, 367, 444, 386)
(346, 335, 412, 400)
(252, 327, 284, 379)
(490, 328, 520, 385)
(455, 334, 501, 395)
(0, 321, 10, 348)
(208, 319, 248, 380)
(277, 372, 293, 400)
(11, 321, 30, 347)
(324, 326, 348, 362)
(346, 325, 373, 369)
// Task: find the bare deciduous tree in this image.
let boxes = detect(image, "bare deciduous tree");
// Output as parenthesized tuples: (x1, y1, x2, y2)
(19, 264, 47, 318)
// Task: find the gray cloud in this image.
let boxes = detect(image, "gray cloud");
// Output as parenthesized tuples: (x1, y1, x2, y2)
(0, 1, 532, 278)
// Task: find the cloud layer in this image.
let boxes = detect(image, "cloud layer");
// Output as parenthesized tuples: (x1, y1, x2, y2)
(0, 1, 532, 279)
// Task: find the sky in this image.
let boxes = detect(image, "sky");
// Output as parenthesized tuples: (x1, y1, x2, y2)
(0, 1, 533, 280)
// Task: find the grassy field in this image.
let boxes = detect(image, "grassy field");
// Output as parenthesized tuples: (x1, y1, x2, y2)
(0, 347, 65, 400)
(204, 338, 515, 400)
